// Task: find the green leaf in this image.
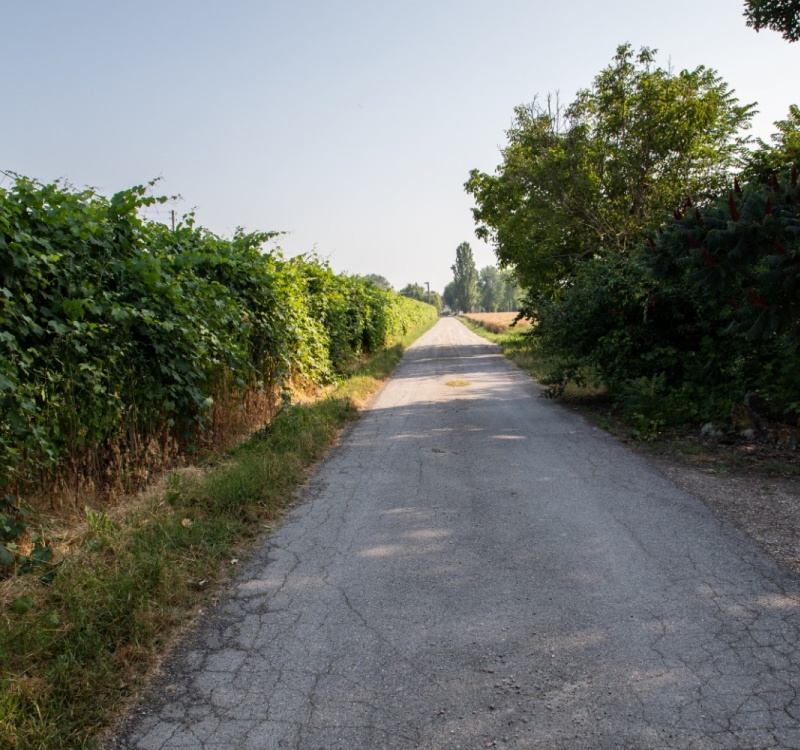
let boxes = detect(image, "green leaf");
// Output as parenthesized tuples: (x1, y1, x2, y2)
(0, 544, 15, 566)
(47, 319, 70, 335)
(11, 595, 32, 615)
(28, 545, 54, 564)
(0, 374, 16, 391)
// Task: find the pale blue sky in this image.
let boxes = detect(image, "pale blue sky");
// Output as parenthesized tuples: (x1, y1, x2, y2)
(3, 1, 798, 292)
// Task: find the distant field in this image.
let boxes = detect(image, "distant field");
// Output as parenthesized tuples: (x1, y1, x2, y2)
(462, 312, 532, 334)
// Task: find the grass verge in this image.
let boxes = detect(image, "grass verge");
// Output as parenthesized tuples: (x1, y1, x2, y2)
(0, 319, 435, 750)
(458, 316, 605, 401)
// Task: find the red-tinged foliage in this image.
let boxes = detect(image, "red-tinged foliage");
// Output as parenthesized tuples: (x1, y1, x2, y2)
(744, 0, 800, 42)
(775, 237, 787, 256)
(728, 192, 740, 221)
(537, 165, 800, 428)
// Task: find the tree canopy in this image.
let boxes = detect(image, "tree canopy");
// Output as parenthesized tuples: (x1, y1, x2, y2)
(741, 105, 800, 182)
(477, 266, 522, 312)
(400, 282, 442, 312)
(465, 44, 755, 297)
(442, 280, 457, 311)
(363, 273, 392, 290)
(399, 282, 427, 301)
(744, 0, 800, 41)
(478, 266, 503, 312)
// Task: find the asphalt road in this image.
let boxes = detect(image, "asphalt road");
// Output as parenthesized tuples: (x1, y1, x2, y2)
(111, 318, 800, 749)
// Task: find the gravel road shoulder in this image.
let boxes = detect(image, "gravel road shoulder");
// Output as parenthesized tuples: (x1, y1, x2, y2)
(631, 445, 800, 580)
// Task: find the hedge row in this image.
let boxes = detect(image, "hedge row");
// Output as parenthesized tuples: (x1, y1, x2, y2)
(0, 176, 436, 495)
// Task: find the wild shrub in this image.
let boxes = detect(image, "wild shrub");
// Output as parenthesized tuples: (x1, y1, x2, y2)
(530, 252, 729, 398)
(647, 168, 800, 420)
(0, 175, 437, 569)
(534, 168, 800, 427)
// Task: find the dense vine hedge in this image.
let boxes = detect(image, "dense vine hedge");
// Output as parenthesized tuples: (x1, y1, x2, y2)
(0, 176, 436, 498)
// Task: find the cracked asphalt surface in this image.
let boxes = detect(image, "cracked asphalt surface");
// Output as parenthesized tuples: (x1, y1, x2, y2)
(109, 318, 800, 749)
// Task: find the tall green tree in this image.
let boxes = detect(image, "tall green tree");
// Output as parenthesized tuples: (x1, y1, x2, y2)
(745, 0, 800, 41)
(478, 266, 504, 311)
(500, 270, 522, 312)
(451, 243, 479, 313)
(465, 44, 755, 297)
(442, 280, 457, 310)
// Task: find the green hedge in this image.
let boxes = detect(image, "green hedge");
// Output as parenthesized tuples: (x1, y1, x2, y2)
(0, 176, 436, 495)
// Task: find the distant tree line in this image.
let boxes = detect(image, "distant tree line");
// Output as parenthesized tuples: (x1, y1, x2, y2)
(398, 282, 442, 313)
(440, 242, 521, 314)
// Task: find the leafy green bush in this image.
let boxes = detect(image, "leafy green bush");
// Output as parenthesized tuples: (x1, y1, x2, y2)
(0, 174, 438, 563)
(647, 169, 800, 419)
(301, 265, 389, 372)
(531, 252, 731, 399)
(533, 167, 800, 428)
(0, 179, 289, 488)
(649, 171, 800, 342)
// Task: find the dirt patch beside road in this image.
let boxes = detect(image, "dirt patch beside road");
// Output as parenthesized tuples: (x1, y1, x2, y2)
(629, 439, 800, 578)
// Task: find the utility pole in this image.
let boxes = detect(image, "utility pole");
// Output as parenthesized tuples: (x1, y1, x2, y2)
(171, 210, 176, 232)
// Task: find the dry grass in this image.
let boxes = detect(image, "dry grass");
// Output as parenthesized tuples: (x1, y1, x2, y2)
(462, 312, 532, 334)
(14, 378, 284, 563)
(207, 372, 282, 453)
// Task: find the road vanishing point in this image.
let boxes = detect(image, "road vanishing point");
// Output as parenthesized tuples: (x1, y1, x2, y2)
(110, 318, 800, 750)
